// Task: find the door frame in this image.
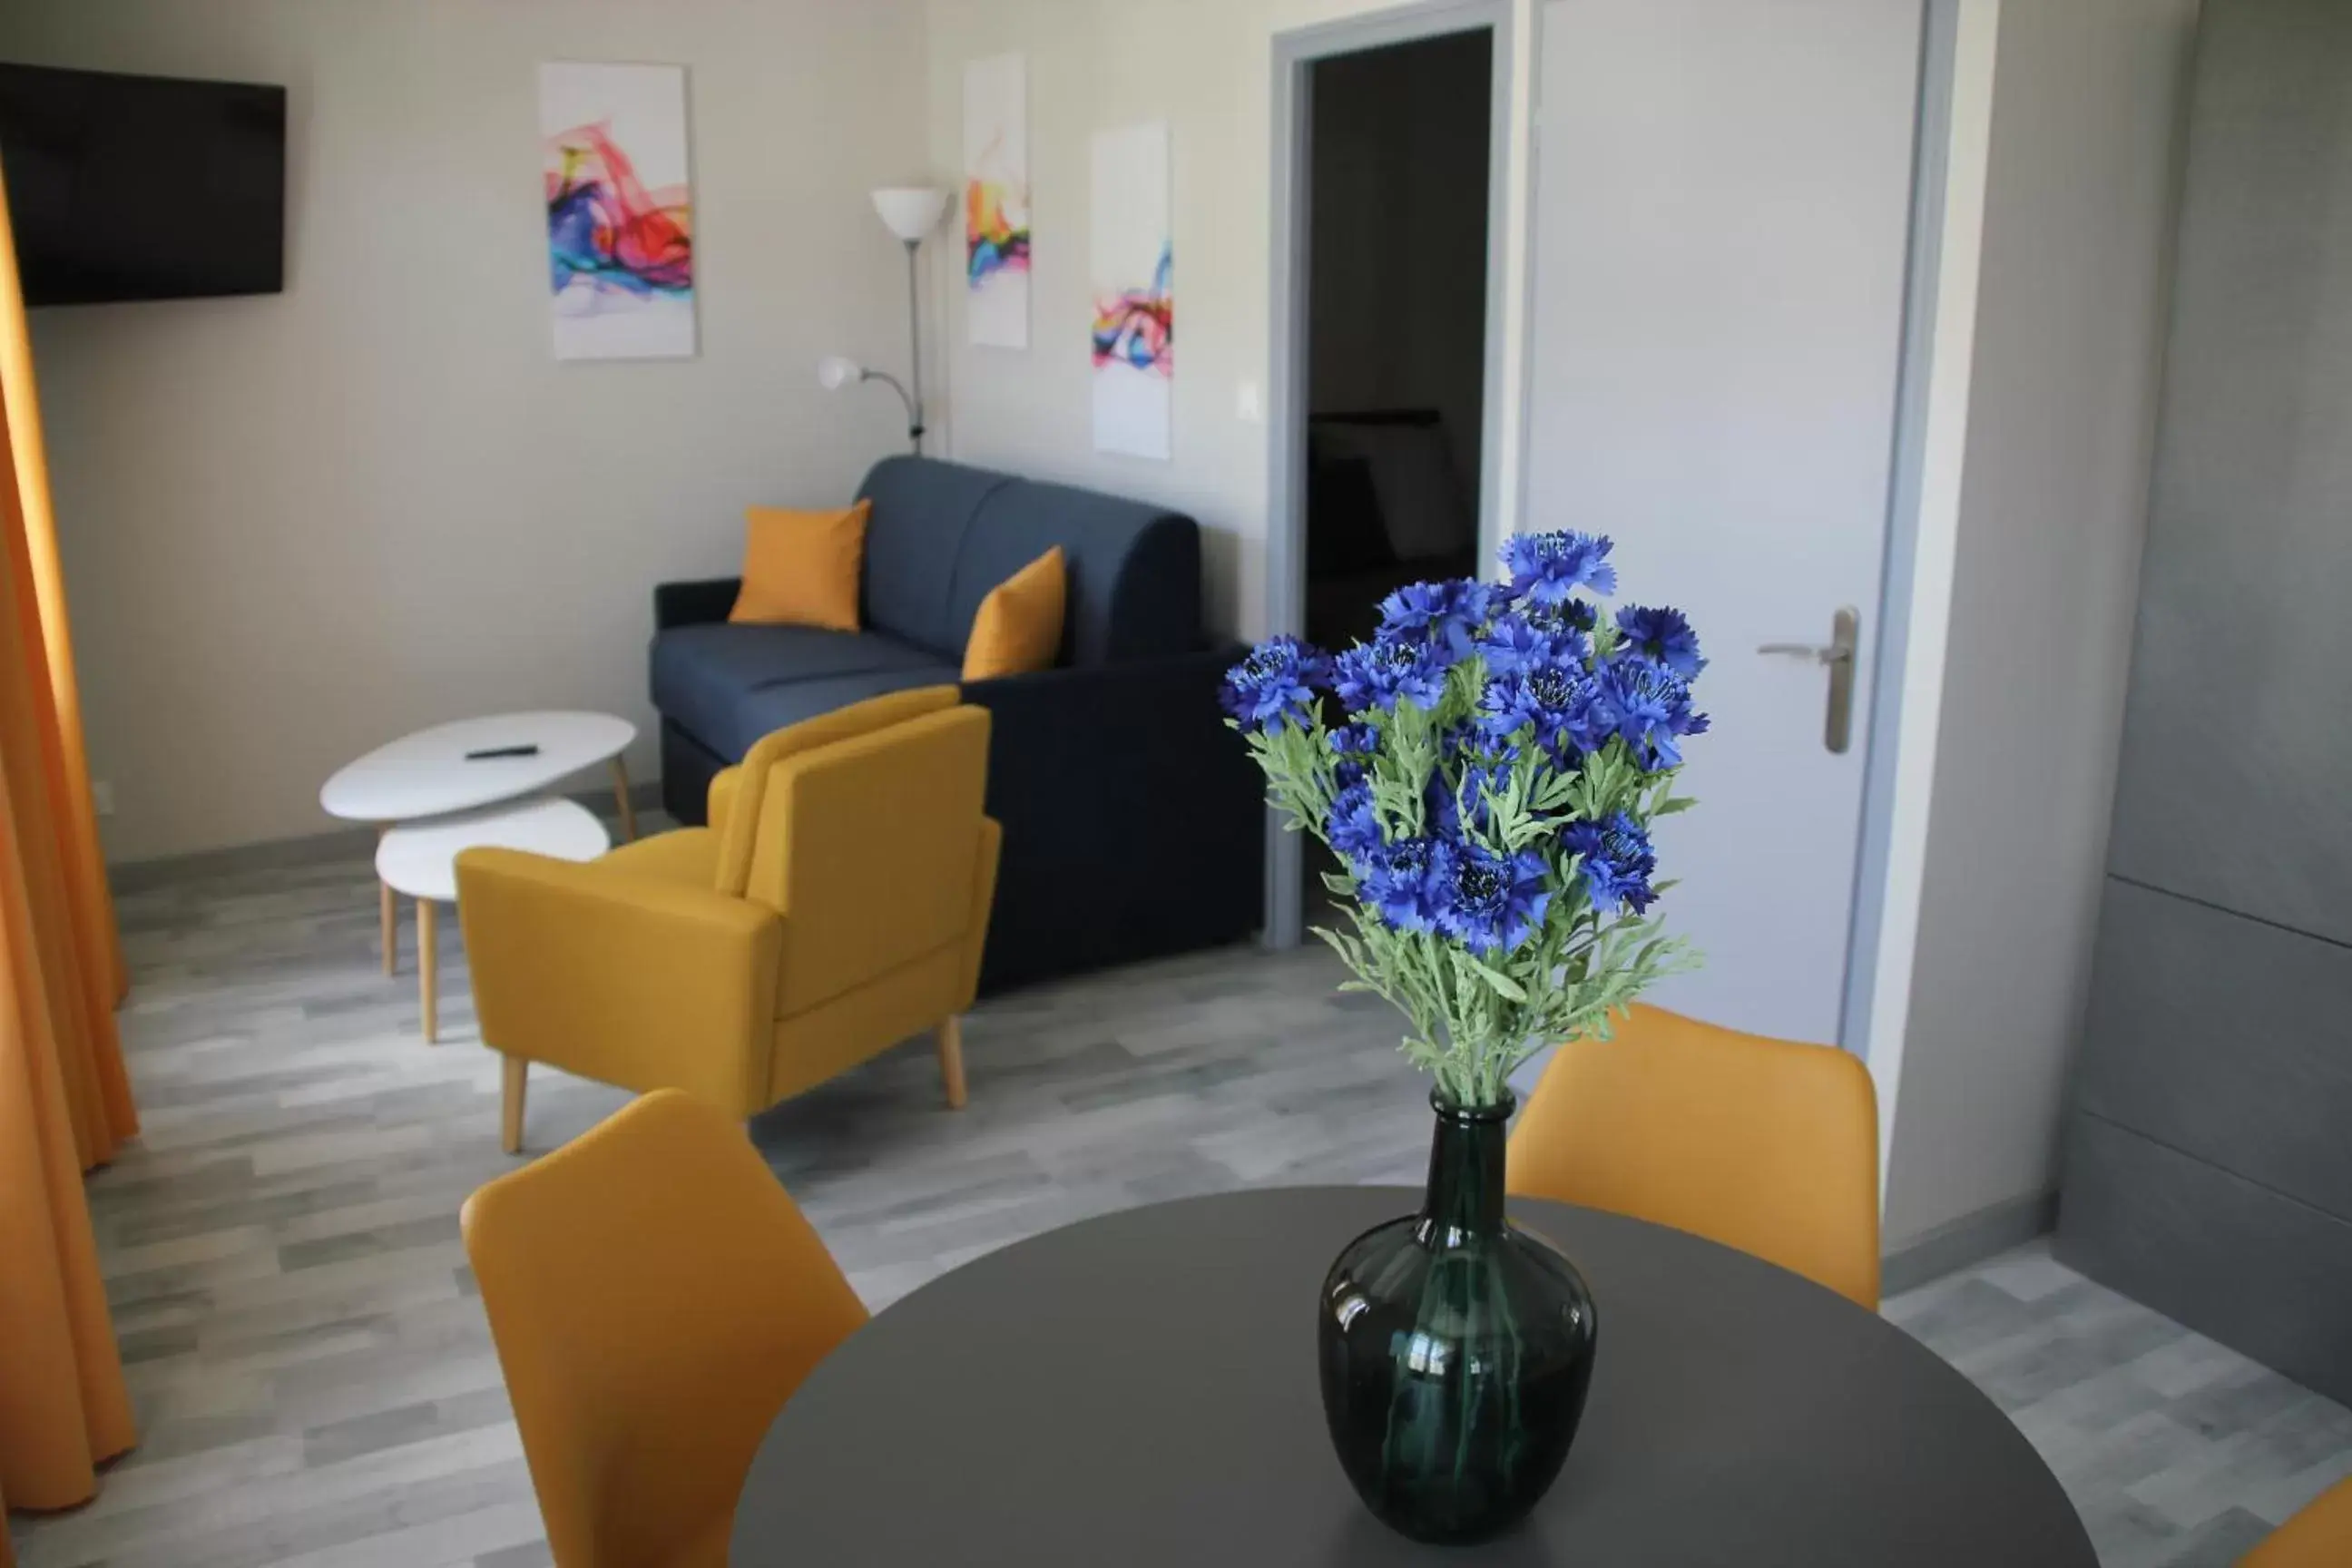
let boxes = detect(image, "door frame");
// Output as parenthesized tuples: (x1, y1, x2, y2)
(1838, 0, 1964, 1069)
(1263, 0, 1521, 952)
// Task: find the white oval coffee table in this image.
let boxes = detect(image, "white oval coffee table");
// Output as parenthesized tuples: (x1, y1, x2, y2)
(323, 711, 636, 975)
(376, 797, 609, 1043)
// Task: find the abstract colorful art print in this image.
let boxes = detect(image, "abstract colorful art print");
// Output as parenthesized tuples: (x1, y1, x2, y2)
(962, 53, 1030, 349)
(1090, 122, 1171, 460)
(541, 63, 696, 361)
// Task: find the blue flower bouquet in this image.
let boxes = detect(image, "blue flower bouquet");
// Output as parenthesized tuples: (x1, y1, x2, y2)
(1224, 532, 1708, 1109)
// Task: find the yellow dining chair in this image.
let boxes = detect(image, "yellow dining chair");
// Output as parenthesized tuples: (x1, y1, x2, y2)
(2243, 1475, 2352, 1566)
(462, 1088, 867, 1567)
(1505, 1004, 1882, 1308)
(456, 686, 999, 1152)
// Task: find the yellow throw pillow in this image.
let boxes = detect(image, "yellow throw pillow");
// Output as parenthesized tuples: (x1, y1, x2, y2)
(962, 546, 1067, 681)
(728, 500, 869, 631)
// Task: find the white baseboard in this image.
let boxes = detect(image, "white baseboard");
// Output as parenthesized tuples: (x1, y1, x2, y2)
(107, 780, 664, 894)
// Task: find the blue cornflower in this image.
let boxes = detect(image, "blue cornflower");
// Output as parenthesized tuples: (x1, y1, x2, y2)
(1563, 812, 1658, 915)
(1525, 598, 1598, 636)
(1221, 636, 1330, 733)
(1359, 835, 1452, 934)
(1500, 531, 1618, 607)
(1443, 580, 1506, 652)
(1602, 654, 1707, 769)
(1328, 721, 1379, 788)
(1377, 580, 1453, 638)
(1479, 612, 1587, 678)
(1480, 663, 1606, 760)
(1614, 604, 1706, 679)
(1436, 841, 1552, 955)
(1426, 762, 1502, 838)
(1326, 782, 1384, 859)
(1378, 578, 1503, 663)
(1334, 635, 1448, 714)
(1568, 674, 1624, 755)
(1436, 720, 1490, 763)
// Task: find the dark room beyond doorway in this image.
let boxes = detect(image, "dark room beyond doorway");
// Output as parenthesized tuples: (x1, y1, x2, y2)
(1302, 26, 1494, 654)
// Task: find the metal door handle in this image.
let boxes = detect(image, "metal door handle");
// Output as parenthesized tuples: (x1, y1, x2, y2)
(1757, 642, 1853, 665)
(1757, 606, 1859, 754)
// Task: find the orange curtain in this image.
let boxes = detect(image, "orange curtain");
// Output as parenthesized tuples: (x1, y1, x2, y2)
(0, 155, 140, 1541)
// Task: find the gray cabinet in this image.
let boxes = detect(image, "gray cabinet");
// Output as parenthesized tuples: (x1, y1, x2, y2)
(2057, 0, 2352, 1404)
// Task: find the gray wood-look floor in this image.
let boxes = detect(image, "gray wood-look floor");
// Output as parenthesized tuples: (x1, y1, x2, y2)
(10, 819, 2349, 1567)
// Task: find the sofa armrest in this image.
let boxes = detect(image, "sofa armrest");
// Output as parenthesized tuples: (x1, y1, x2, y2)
(455, 847, 783, 1114)
(655, 577, 742, 631)
(961, 645, 1262, 987)
(963, 644, 1244, 747)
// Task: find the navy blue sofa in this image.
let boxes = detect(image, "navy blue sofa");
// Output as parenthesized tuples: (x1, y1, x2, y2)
(651, 456, 1264, 993)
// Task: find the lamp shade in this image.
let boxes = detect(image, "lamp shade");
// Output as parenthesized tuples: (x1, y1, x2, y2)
(870, 186, 950, 243)
(817, 355, 864, 390)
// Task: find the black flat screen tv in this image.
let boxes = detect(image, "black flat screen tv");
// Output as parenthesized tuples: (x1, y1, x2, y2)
(0, 63, 287, 307)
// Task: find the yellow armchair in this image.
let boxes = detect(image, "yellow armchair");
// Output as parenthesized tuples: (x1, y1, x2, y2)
(456, 687, 1000, 1152)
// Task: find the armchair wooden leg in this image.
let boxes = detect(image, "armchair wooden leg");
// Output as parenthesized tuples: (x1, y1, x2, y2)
(936, 1015, 968, 1110)
(501, 1055, 527, 1154)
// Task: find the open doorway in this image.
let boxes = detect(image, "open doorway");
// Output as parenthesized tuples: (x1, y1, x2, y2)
(1300, 28, 1493, 654)
(1266, 5, 1512, 945)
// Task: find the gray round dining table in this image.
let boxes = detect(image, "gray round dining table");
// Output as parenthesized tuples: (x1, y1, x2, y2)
(732, 1186, 2094, 1566)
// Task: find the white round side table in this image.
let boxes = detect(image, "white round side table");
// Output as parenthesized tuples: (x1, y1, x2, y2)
(321, 710, 636, 974)
(374, 797, 609, 1042)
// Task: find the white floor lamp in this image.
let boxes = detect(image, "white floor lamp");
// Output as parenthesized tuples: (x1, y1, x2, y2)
(820, 186, 950, 455)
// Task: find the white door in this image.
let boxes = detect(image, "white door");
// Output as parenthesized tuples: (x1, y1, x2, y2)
(1523, 0, 1923, 1044)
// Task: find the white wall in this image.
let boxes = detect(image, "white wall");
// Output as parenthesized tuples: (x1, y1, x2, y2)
(921, 0, 1534, 640)
(0, 0, 928, 863)
(1880, 0, 2196, 1250)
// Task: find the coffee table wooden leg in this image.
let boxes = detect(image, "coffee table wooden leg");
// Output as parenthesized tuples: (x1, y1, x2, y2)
(611, 758, 638, 842)
(418, 899, 439, 1044)
(380, 877, 397, 976)
(501, 1055, 527, 1154)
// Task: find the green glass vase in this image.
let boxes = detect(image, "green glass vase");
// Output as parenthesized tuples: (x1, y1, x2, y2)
(1316, 1090, 1599, 1544)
